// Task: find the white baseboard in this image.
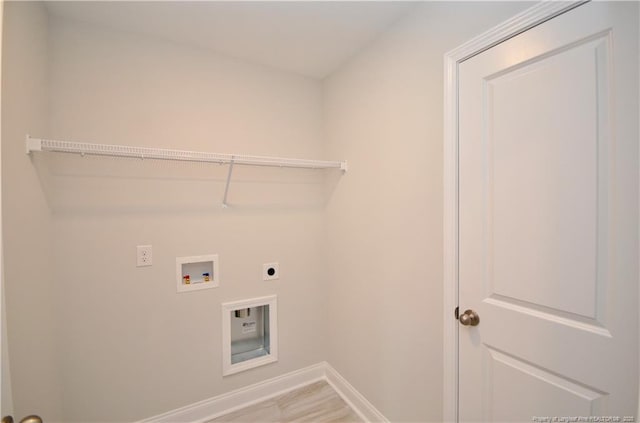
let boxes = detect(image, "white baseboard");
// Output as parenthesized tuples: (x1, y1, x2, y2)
(324, 363, 389, 423)
(138, 362, 387, 423)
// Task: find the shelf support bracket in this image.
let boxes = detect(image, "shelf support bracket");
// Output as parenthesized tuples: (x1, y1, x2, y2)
(222, 156, 235, 208)
(25, 135, 42, 155)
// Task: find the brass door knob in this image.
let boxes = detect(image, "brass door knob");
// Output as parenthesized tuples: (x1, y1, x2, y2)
(459, 309, 480, 326)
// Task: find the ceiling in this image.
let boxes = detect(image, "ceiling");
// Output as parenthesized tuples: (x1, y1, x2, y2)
(45, 1, 419, 79)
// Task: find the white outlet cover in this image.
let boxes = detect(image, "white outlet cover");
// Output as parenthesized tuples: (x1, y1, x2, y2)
(263, 262, 279, 280)
(137, 245, 152, 267)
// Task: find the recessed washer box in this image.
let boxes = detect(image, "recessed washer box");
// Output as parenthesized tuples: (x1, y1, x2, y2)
(222, 295, 278, 376)
(176, 254, 219, 293)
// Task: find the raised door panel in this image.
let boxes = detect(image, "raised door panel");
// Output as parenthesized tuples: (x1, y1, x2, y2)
(487, 35, 609, 323)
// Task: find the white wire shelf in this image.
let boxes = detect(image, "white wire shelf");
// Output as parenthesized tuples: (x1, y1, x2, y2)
(26, 135, 347, 207)
(26, 136, 347, 170)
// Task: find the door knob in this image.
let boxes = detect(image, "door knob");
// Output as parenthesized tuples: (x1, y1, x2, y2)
(459, 309, 480, 326)
(1, 416, 42, 423)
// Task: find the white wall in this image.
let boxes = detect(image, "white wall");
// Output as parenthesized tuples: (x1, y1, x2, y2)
(0, 0, 13, 418)
(1, 2, 542, 421)
(323, 2, 532, 421)
(9, 14, 328, 422)
(1, 2, 62, 421)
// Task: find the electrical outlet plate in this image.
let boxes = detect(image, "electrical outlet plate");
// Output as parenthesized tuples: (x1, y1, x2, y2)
(137, 245, 152, 267)
(263, 262, 279, 281)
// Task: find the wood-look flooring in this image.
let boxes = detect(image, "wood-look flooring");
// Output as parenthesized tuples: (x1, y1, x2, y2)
(209, 380, 363, 423)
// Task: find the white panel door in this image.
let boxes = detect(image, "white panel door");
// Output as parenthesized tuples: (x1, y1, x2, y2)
(459, 2, 638, 422)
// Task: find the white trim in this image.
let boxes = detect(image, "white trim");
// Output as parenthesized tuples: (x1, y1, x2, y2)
(324, 363, 388, 423)
(442, 2, 587, 422)
(138, 363, 325, 423)
(137, 362, 387, 423)
(0, 0, 4, 416)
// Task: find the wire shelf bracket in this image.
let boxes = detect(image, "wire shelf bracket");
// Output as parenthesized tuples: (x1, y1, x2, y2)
(26, 135, 348, 207)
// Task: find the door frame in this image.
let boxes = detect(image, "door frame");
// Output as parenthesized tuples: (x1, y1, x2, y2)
(0, 0, 4, 415)
(442, 2, 587, 421)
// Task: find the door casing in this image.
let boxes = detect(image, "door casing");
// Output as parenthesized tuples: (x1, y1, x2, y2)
(442, 2, 589, 421)
(0, 0, 5, 416)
